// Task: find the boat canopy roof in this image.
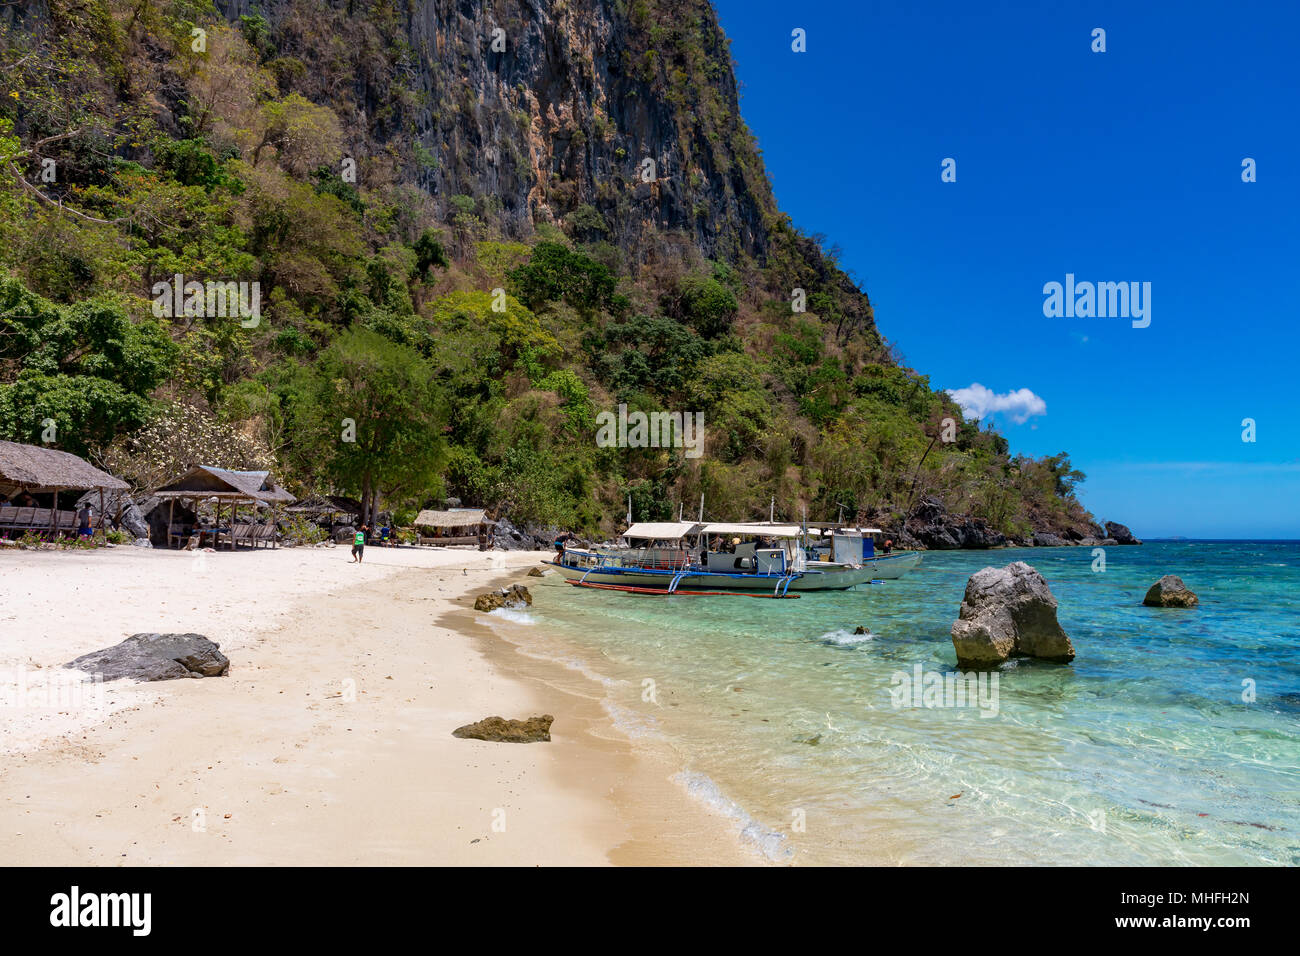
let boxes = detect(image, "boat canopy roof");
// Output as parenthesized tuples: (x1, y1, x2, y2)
(622, 521, 703, 540)
(701, 522, 803, 537)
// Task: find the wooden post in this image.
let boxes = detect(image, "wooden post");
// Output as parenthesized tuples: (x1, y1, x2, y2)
(169, 498, 175, 549)
(97, 487, 105, 539)
(50, 488, 58, 540)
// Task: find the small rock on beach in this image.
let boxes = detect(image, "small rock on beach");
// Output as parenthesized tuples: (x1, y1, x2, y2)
(452, 714, 554, 743)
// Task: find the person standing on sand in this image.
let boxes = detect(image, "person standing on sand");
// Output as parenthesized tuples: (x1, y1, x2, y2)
(76, 504, 93, 539)
(352, 525, 368, 563)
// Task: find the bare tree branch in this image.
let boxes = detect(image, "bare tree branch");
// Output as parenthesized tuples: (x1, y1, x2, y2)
(6, 163, 130, 225)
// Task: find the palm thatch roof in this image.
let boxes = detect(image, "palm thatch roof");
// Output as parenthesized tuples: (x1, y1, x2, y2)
(285, 494, 363, 516)
(0, 440, 129, 494)
(155, 465, 296, 504)
(414, 508, 490, 529)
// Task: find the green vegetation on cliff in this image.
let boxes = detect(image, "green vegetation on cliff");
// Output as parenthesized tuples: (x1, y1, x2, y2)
(0, 0, 1098, 540)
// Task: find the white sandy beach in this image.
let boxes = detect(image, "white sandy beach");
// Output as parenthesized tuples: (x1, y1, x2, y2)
(0, 543, 756, 865)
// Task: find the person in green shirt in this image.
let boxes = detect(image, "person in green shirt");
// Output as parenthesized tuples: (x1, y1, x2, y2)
(351, 524, 368, 563)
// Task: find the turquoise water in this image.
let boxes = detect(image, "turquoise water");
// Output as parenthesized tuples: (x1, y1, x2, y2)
(512, 542, 1299, 865)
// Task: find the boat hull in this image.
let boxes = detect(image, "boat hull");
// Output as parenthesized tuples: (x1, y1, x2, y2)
(545, 559, 882, 592)
(864, 551, 923, 579)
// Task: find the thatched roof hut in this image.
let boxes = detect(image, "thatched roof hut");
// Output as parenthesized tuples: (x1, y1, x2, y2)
(413, 508, 493, 546)
(285, 494, 363, 518)
(414, 508, 489, 530)
(153, 466, 295, 550)
(0, 440, 129, 496)
(155, 466, 295, 505)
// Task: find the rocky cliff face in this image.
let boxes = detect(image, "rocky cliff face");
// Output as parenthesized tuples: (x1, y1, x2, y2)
(212, 0, 774, 266)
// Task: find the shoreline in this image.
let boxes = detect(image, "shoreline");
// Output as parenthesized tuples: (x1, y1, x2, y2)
(443, 576, 769, 865)
(0, 545, 758, 866)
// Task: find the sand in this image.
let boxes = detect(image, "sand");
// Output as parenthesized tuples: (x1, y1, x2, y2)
(0, 543, 758, 865)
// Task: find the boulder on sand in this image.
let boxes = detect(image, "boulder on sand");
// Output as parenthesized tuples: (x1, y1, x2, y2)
(65, 632, 230, 682)
(951, 562, 1075, 668)
(1143, 575, 1199, 608)
(473, 583, 533, 612)
(452, 714, 553, 743)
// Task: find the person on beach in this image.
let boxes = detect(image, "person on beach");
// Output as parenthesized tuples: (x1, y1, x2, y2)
(352, 525, 368, 563)
(76, 504, 93, 539)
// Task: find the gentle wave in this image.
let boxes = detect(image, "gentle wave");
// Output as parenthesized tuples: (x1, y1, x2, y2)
(817, 628, 874, 646)
(673, 770, 794, 863)
(486, 606, 536, 625)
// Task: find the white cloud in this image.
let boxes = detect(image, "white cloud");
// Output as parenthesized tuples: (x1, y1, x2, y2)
(946, 383, 1047, 424)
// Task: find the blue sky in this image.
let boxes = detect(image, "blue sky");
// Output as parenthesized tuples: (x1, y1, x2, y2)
(711, 0, 1300, 538)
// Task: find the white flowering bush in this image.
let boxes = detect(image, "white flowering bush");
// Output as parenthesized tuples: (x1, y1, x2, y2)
(100, 402, 278, 492)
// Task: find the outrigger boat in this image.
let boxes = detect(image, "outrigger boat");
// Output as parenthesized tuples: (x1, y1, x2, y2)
(546, 521, 921, 597)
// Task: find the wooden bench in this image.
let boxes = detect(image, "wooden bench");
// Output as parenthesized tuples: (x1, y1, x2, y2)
(229, 522, 279, 549)
(0, 506, 81, 538)
(417, 533, 479, 547)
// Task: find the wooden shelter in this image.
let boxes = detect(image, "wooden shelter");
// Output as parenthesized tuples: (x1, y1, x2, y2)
(0, 440, 128, 538)
(154, 466, 295, 550)
(284, 494, 363, 522)
(413, 508, 493, 547)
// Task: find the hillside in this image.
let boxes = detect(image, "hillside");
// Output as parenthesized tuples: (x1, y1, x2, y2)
(0, 0, 1110, 546)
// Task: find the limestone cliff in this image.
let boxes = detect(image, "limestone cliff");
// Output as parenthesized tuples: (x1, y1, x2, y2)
(213, 0, 774, 265)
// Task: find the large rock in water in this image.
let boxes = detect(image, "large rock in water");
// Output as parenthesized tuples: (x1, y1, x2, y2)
(473, 584, 533, 612)
(452, 714, 553, 743)
(1105, 521, 1142, 545)
(951, 562, 1075, 668)
(65, 633, 230, 682)
(1143, 575, 1199, 608)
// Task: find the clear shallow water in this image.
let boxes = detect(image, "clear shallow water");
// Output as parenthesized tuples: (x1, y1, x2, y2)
(515, 543, 1299, 865)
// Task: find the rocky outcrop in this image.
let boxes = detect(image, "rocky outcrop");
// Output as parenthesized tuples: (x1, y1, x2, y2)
(1105, 521, 1142, 545)
(526, 566, 545, 577)
(906, 497, 1007, 550)
(452, 714, 553, 743)
(1032, 531, 1066, 547)
(1143, 575, 1198, 608)
(209, 0, 783, 269)
(473, 583, 533, 612)
(65, 633, 230, 682)
(950, 562, 1075, 668)
(118, 502, 150, 540)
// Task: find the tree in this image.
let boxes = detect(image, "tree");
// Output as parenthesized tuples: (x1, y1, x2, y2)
(0, 277, 177, 455)
(507, 241, 615, 312)
(291, 327, 447, 525)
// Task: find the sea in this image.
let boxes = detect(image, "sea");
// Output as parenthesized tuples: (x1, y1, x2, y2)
(487, 542, 1299, 865)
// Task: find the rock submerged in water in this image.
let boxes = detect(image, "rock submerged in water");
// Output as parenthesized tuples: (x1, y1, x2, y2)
(1143, 575, 1199, 608)
(65, 633, 230, 682)
(452, 714, 553, 743)
(950, 562, 1075, 668)
(473, 584, 533, 612)
(526, 566, 545, 577)
(1105, 521, 1142, 545)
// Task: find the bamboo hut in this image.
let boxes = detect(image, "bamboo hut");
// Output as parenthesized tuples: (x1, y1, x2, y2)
(0, 440, 129, 539)
(413, 508, 493, 547)
(154, 466, 296, 550)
